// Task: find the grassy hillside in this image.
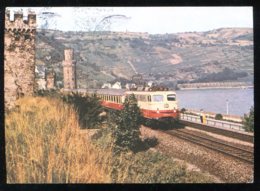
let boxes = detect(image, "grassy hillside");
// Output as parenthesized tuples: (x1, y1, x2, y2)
(5, 97, 111, 183)
(35, 28, 253, 88)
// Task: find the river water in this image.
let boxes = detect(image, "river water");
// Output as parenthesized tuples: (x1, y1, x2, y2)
(176, 88, 254, 116)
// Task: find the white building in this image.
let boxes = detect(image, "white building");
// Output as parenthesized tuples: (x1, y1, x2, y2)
(36, 78, 47, 90)
(147, 81, 154, 87)
(125, 83, 136, 90)
(102, 83, 111, 89)
(112, 82, 122, 89)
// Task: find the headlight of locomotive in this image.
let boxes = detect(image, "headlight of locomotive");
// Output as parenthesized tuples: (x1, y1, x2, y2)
(164, 103, 169, 108)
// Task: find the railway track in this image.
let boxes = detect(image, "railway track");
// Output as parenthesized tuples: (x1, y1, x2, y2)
(162, 128, 254, 164)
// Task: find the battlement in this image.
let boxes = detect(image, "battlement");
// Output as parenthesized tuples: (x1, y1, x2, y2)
(5, 10, 36, 31)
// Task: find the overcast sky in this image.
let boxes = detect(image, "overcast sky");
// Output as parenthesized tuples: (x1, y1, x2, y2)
(8, 7, 253, 34)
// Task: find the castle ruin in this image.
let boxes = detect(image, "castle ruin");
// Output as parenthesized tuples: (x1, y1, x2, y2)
(62, 49, 76, 89)
(46, 70, 56, 89)
(4, 10, 36, 109)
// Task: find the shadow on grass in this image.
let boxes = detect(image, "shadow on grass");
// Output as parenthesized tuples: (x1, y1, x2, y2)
(133, 137, 159, 153)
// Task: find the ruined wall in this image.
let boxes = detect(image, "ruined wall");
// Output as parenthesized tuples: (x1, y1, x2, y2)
(4, 10, 36, 109)
(62, 49, 76, 89)
(46, 71, 56, 89)
(36, 78, 47, 90)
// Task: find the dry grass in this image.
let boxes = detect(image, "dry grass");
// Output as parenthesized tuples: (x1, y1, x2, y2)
(5, 96, 112, 183)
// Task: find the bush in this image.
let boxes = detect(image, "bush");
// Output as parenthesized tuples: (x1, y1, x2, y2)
(143, 137, 159, 148)
(35, 89, 61, 98)
(113, 94, 142, 152)
(243, 106, 254, 132)
(110, 150, 213, 183)
(215, 113, 223, 120)
(62, 92, 104, 129)
(180, 108, 186, 113)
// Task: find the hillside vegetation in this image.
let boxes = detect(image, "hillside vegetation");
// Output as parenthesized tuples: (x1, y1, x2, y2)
(36, 28, 253, 88)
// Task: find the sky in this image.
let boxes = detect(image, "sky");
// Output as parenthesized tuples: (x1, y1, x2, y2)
(8, 7, 253, 34)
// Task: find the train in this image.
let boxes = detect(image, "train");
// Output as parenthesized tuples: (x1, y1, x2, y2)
(63, 88, 179, 121)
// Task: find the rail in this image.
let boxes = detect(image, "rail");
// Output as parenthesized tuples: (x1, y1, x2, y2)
(164, 129, 253, 164)
(180, 113, 245, 132)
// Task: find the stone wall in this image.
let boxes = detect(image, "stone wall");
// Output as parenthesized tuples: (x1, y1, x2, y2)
(4, 10, 36, 109)
(62, 49, 76, 89)
(46, 71, 56, 89)
(36, 78, 47, 90)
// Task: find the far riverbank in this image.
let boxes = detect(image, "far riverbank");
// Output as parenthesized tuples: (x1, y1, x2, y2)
(178, 86, 253, 90)
(177, 81, 253, 90)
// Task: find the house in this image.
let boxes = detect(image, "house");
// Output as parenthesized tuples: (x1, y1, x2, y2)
(102, 83, 112, 89)
(112, 82, 122, 89)
(125, 83, 136, 90)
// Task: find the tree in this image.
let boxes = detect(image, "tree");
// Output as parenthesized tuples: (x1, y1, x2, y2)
(62, 93, 104, 129)
(113, 94, 142, 152)
(243, 106, 254, 132)
(180, 108, 186, 113)
(215, 113, 223, 120)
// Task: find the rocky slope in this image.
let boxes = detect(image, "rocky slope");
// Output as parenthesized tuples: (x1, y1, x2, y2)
(35, 28, 253, 88)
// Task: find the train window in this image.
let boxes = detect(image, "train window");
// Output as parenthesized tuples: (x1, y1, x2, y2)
(167, 94, 176, 101)
(140, 95, 146, 102)
(148, 96, 151, 102)
(153, 95, 164, 102)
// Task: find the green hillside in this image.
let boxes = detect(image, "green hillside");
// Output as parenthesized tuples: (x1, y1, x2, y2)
(35, 28, 253, 88)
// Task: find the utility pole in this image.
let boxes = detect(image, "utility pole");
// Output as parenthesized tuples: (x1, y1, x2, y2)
(226, 99, 229, 115)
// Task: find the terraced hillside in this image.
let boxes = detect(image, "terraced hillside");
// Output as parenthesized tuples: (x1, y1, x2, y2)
(35, 28, 253, 88)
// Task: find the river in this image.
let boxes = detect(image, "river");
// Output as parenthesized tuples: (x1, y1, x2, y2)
(176, 88, 254, 116)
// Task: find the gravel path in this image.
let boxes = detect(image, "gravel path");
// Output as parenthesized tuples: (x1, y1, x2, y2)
(140, 125, 254, 183)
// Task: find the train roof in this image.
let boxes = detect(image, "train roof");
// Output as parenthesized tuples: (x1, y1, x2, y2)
(76, 88, 126, 95)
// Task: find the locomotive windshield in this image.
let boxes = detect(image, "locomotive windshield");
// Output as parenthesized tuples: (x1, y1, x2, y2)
(167, 94, 176, 101)
(153, 95, 164, 102)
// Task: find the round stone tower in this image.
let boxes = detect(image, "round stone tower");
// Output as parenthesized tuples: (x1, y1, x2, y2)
(62, 49, 76, 89)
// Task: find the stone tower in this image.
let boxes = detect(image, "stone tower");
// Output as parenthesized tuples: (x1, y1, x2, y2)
(62, 49, 76, 89)
(4, 10, 36, 109)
